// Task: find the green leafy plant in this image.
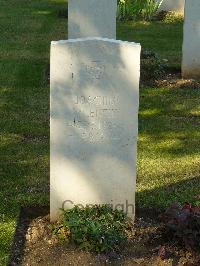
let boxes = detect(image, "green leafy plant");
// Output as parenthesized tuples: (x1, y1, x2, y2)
(160, 201, 200, 250)
(142, 0, 164, 21)
(117, 0, 165, 21)
(140, 49, 166, 83)
(117, 0, 135, 20)
(52, 205, 132, 252)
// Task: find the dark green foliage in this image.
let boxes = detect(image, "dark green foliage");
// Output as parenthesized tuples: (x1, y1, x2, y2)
(141, 49, 166, 82)
(52, 205, 132, 252)
(160, 202, 200, 250)
(58, 9, 68, 19)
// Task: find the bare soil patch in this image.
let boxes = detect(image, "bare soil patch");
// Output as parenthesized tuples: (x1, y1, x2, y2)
(8, 207, 200, 266)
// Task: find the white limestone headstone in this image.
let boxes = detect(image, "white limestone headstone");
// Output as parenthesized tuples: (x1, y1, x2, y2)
(50, 38, 141, 221)
(182, 0, 200, 79)
(68, 0, 117, 39)
(158, 0, 185, 13)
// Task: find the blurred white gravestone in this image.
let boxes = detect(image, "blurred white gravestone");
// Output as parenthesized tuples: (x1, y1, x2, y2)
(182, 0, 200, 79)
(68, 0, 117, 39)
(50, 0, 141, 221)
(158, 0, 185, 14)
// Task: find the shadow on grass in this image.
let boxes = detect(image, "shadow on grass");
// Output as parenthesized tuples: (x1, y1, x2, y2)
(8, 206, 49, 266)
(139, 87, 200, 157)
(136, 175, 200, 210)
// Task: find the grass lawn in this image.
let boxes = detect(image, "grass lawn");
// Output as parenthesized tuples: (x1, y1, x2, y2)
(0, 0, 199, 264)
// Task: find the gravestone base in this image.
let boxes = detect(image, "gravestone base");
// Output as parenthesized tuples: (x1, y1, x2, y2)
(182, 69, 200, 80)
(50, 37, 141, 221)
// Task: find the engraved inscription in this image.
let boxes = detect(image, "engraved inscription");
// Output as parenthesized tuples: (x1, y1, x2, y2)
(74, 95, 119, 106)
(73, 107, 119, 119)
(68, 95, 122, 142)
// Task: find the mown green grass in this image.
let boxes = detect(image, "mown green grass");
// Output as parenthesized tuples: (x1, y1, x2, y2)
(137, 87, 200, 208)
(0, 0, 199, 264)
(0, 0, 67, 264)
(117, 19, 183, 68)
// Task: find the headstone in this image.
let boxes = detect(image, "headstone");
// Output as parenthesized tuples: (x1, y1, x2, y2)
(158, 0, 185, 14)
(182, 0, 200, 79)
(50, 38, 141, 221)
(50, 0, 141, 221)
(68, 0, 117, 39)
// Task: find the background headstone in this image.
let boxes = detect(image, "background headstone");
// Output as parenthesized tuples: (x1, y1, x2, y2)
(68, 0, 117, 39)
(182, 0, 200, 79)
(50, 38, 141, 221)
(158, 0, 185, 13)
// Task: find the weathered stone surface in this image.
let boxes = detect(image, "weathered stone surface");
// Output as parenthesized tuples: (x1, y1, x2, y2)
(68, 0, 117, 39)
(158, 0, 185, 13)
(182, 0, 200, 79)
(50, 38, 141, 221)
